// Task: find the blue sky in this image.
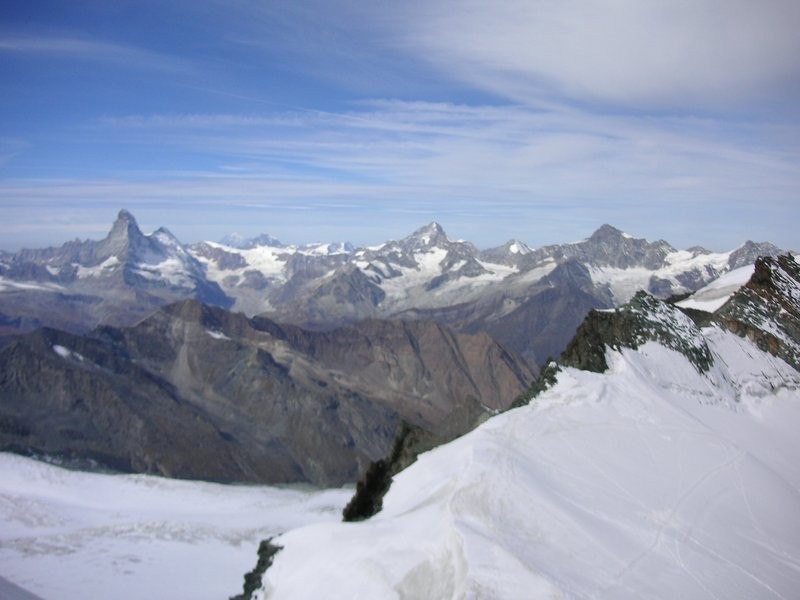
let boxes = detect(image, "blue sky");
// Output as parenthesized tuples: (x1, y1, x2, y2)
(1, 0, 799, 251)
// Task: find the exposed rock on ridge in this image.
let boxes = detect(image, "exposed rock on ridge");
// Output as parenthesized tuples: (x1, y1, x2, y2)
(560, 291, 713, 373)
(714, 254, 800, 370)
(518, 254, 800, 406)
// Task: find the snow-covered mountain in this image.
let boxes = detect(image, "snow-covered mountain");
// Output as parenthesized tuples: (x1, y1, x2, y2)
(247, 254, 800, 599)
(192, 220, 782, 365)
(195, 221, 779, 318)
(0, 211, 784, 366)
(0, 210, 230, 336)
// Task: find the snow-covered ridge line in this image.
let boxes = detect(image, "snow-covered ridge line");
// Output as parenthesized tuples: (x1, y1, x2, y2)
(251, 258, 800, 598)
(190, 219, 782, 320)
(255, 329, 800, 599)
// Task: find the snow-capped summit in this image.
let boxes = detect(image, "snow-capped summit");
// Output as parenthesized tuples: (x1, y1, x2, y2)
(400, 221, 449, 251)
(0, 214, 786, 368)
(0, 210, 232, 333)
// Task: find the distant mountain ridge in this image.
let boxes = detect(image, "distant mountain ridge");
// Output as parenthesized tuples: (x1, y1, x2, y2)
(0, 211, 784, 364)
(190, 220, 782, 364)
(0, 299, 532, 485)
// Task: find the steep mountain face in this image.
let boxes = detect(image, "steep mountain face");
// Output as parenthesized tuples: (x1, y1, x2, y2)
(0, 301, 532, 485)
(0, 210, 231, 338)
(714, 254, 800, 370)
(248, 257, 800, 599)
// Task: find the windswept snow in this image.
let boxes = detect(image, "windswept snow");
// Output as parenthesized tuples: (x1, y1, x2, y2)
(205, 329, 231, 341)
(0, 455, 351, 600)
(196, 242, 288, 282)
(378, 248, 449, 300)
(258, 330, 800, 599)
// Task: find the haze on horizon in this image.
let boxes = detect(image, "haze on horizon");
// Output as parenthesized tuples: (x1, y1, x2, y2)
(1, 0, 799, 252)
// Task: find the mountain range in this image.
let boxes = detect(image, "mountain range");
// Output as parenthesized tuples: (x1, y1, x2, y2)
(0, 210, 797, 598)
(0, 299, 531, 485)
(0, 210, 783, 366)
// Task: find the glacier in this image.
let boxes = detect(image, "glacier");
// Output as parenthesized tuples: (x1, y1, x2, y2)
(0, 456, 351, 600)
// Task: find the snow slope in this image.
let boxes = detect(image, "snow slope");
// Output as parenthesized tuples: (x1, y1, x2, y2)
(258, 329, 800, 599)
(676, 265, 755, 313)
(0, 455, 351, 600)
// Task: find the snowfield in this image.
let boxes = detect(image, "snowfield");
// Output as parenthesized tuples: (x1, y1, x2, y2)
(258, 328, 800, 599)
(0, 457, 352, 600)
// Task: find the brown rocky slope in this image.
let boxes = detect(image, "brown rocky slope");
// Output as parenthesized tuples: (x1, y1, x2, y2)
(0, 300, 533, 485)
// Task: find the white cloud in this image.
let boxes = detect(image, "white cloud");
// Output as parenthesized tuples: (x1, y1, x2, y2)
(384, 0, 800, 110)
(91, 101, 800, 201)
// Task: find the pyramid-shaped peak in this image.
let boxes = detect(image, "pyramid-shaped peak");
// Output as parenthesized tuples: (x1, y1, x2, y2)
(505, 239, 532, 255)
(589, 224, 628, 241)
(407, 222, 448, 244)
(107, 209, 143, 240)
(116, 208, 136, 222)
(417, 221, 445, 235)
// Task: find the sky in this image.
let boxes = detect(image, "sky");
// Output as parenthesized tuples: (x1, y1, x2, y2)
(1, 0, 799, 252)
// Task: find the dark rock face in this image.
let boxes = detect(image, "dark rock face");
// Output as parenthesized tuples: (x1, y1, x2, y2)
(727, 241, 783, 270)
(342, 422, 443, 522)
(398, 259, 611, 367)
(0, 301, 533, 485)
(230, 538, 282, 600)
(561, 291, 713, 373)
(714, 254, 800, 370)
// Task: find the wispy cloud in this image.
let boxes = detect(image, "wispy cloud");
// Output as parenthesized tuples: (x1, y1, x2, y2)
(0, 34, 187, 72)
(3, 96, 797, 250)
(93, 101, 800, 199)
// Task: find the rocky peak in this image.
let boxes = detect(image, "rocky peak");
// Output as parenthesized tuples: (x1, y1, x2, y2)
(401, 222, 449, 251)
(97, 209, 152, 262)
(588, 223, 627, 242)
(107, 209, 143, 242)
(479, 239, 533, 266)
(714, 254, 800, 370)
(727, 241, 782, 270)
(560, 291, 712, 374)
(567, 224, 675, 270)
